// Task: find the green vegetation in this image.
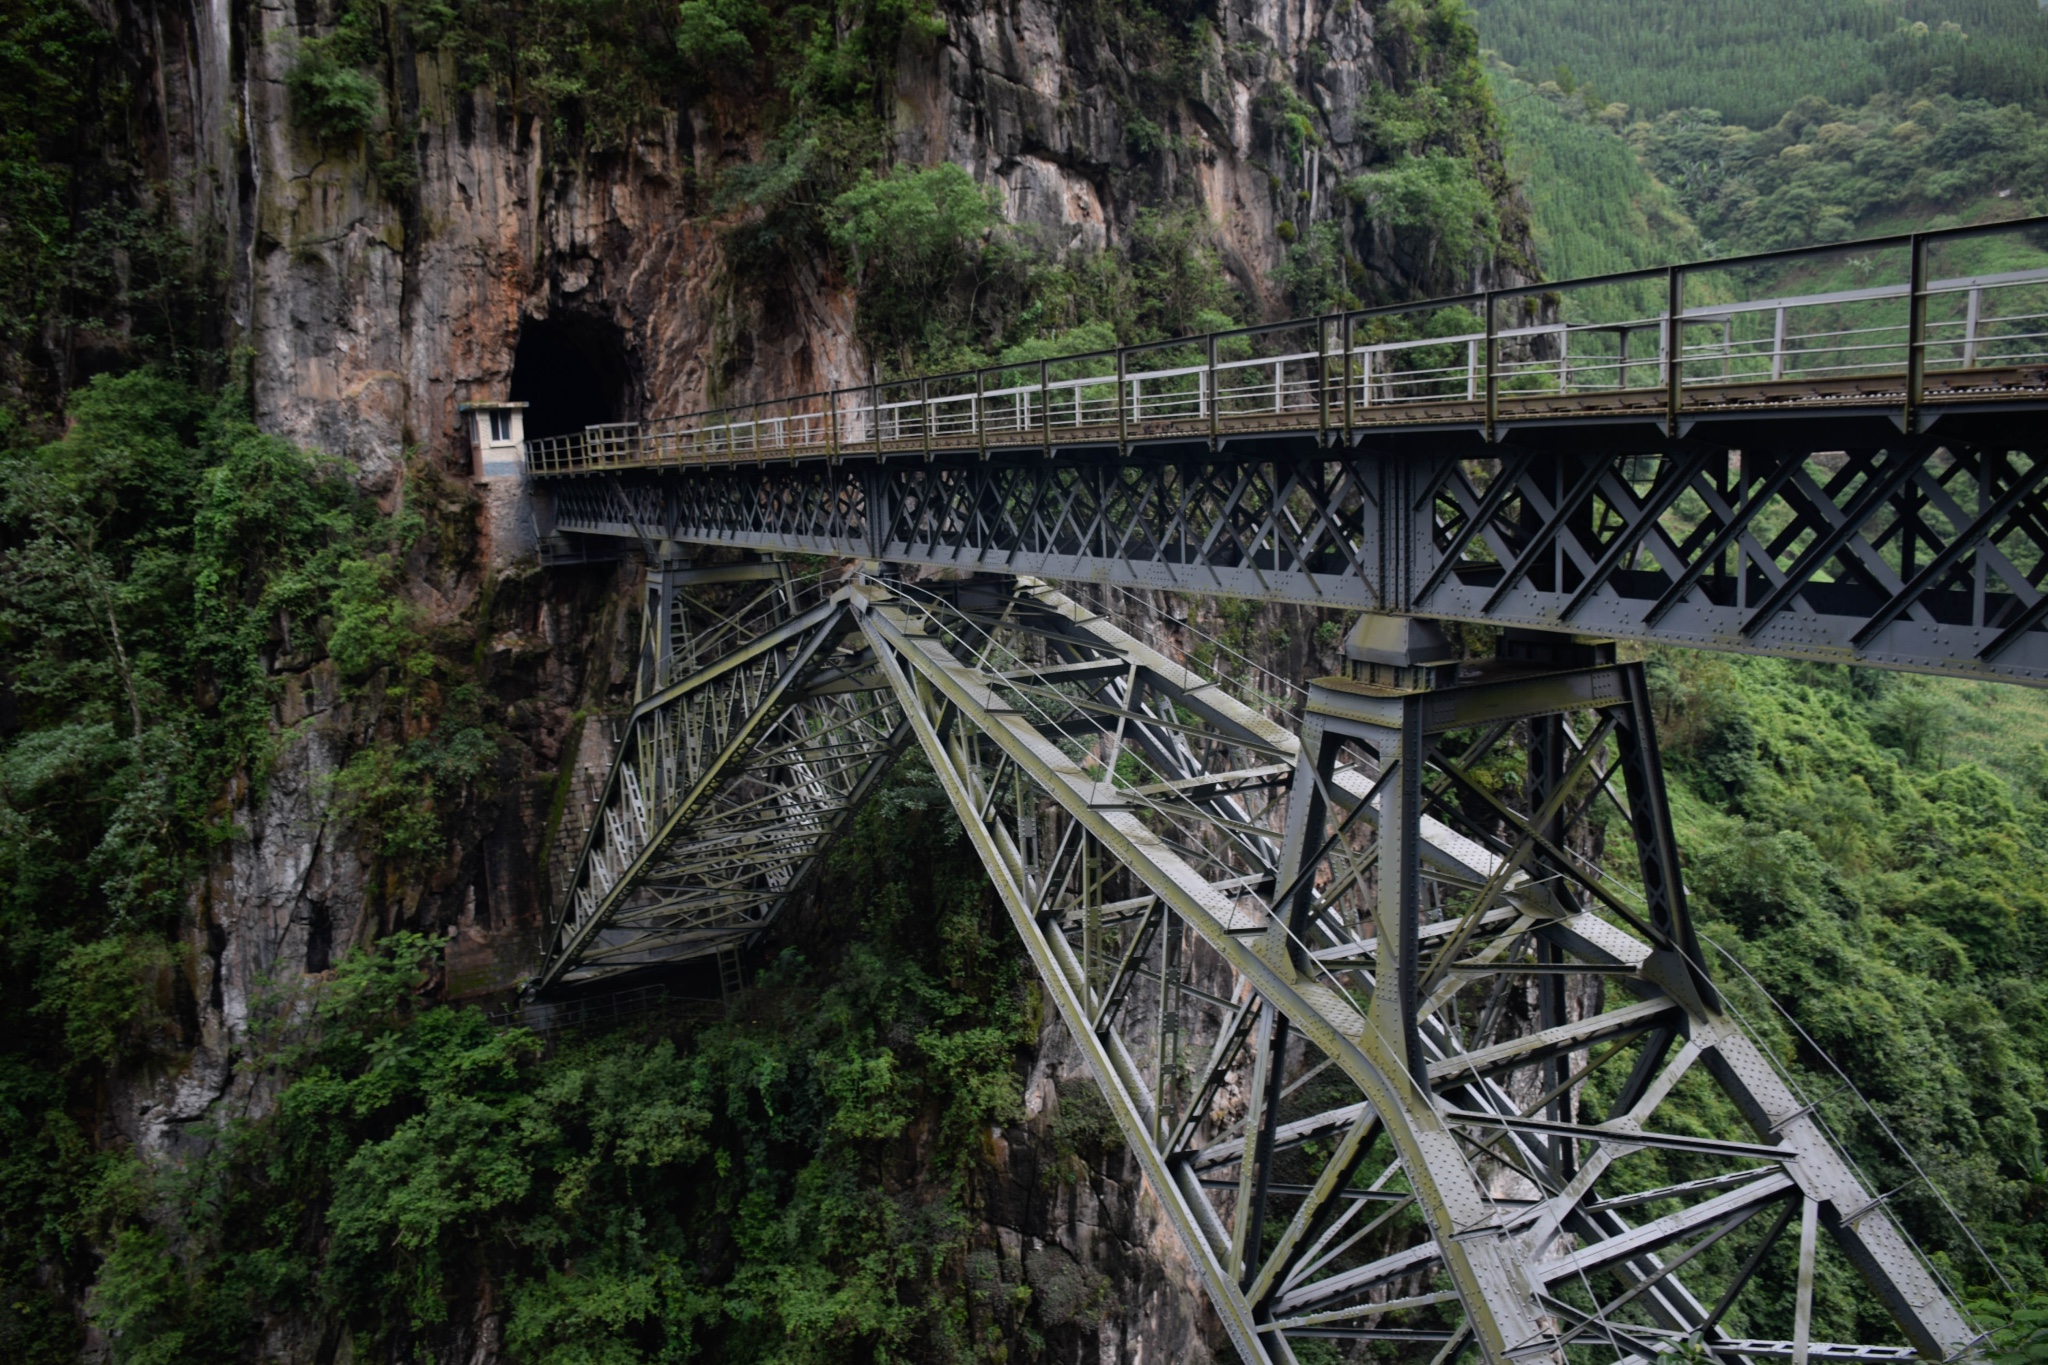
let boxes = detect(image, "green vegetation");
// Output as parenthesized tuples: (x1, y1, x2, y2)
(71, 756, 1044, 1363)
(1490, 69, 1697, 279)
(1473, 0, 2048, 129)
(1488, 60, 2048, 281)
(821, 177, 1244, 376)
(0, 370, 528, 1358)
(1, 375, 383, 909)
(1, 0, 219, 405)
(0, 0, 102, 365)
(828, 165, 1004, 372)
(285, 35, 383, 143)
(1622, 653, 2048, 1300)
(0, 373, 376, 1358)
(1980, 1294, 2048, 1365)
(1631, 92, 2048, 252)
(1347, 152, 1500, 267)
(282, 0, 692, 157)
(1335, 1, 1523, 294)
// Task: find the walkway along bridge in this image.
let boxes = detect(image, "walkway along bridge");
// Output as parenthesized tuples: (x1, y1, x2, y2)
(519, 219, 2048, 1365)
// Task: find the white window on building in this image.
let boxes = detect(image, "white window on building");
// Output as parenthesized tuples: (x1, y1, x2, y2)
(488, 410, 513, 442)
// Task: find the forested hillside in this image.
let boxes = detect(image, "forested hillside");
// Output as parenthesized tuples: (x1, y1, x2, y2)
(1472, 0, 2048, 128)
(1492, 64, 2048, 272)
(1479, 0, 2048, 275)
(1477, 0, 2048, 1338)
(1648, 654, 2048, 1305)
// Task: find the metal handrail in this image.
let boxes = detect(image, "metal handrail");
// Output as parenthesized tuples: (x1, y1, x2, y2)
(520, 216, 2048, 476)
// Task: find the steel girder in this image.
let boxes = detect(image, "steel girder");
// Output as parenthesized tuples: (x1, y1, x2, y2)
(536, 565, 909, 991)
(829, 574, 1975, 1365)
(531, 562, 1978, 1364)
(539, 416, 2048, 682)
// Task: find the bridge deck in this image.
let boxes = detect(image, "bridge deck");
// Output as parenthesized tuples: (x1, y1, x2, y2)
(527, 363, 2048, 474)
(524, 218, 2048, 476)
(523, 218, 2048, 686)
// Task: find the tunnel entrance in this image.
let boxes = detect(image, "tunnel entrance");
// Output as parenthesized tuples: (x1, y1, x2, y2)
(510, 316, 631, 439)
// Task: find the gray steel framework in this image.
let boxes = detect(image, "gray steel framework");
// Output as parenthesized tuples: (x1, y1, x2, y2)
(857, 576, 1972, 1364)
(537, 561, 908, 990)
(536, 566, 1980, 1365)
(540, 421, 2048, 683)
(522, 214, 2042, 1356)
(525, 216, 2048, 686)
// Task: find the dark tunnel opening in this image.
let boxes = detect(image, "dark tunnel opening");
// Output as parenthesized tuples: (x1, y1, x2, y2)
(510, 316, 631, 439)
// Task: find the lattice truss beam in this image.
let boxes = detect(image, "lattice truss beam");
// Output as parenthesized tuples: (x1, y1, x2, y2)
(544, 424, 2048, 681)
(838, 574, 1975, 1365)
(538, 562, 908, 990)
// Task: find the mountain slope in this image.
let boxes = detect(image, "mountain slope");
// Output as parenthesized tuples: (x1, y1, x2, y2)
(1472, 0, 2048, 128)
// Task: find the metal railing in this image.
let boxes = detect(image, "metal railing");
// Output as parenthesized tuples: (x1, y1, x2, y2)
(523, 217, 2048, 476)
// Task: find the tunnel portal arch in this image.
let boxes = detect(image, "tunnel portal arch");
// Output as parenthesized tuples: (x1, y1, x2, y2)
(509, 315, 632, 440)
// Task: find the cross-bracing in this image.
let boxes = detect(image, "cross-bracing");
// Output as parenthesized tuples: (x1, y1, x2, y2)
(534, 558, 1985, 1365)
(521, 215, 2042, 1365)
(529, 217, 2048, 684)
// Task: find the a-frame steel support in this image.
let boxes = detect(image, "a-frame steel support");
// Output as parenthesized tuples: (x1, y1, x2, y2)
(539, 563, 1979, 1365)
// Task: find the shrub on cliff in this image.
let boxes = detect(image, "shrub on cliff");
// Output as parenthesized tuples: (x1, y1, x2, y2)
(285, 38, 381, 144)
(829, 163, 1001, 372)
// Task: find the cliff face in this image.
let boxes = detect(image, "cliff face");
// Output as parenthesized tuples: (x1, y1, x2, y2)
(114, 0, 1527, 481)
(48, 0, 1532, 1359)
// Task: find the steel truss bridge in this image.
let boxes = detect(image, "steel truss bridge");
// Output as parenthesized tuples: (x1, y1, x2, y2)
(533, 217, 2048, 682)
(524, 221, 2047, 1365)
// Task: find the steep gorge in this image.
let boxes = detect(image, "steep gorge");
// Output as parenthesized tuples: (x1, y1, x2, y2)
(0, 0, 1534, 1359)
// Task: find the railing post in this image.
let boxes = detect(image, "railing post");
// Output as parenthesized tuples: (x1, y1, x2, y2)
(1772, 306, 1787, 381)
(1315, 316, 1329, 441)
(1964, 285, 1982, 368)
(828, 388, 840, 463)
(1115, 346, 1128, 452)
(920, 377, 932, 461)
(975, 368, 987, 460)
(1483, 292, 1497, 441)
(1665, 264, 1683, 439)
(870, 371, 881, 456)
(1341, 313, 1354, 442)
(1906, 232, 1928, 433)
(1040, 358, 1051, 459)
(1206, 332, 1219, 450)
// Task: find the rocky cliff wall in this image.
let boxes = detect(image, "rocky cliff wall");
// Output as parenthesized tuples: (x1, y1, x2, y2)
(105, 0, 1526, 486)
(33, 0, 1535, 1358)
